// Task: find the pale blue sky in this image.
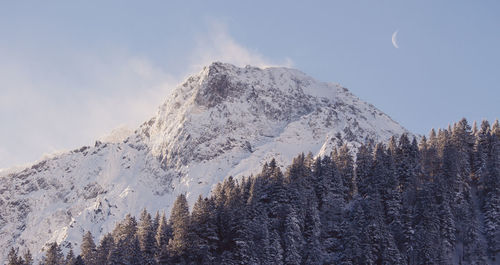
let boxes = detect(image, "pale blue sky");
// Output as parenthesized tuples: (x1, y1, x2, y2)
(0, 1, 499, 168)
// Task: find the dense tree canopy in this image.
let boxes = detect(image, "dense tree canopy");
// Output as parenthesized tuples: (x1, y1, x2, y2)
(29, 119, 499, 265)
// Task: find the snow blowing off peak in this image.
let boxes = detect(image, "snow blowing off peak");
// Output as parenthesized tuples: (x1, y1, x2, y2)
(0, 62, 409, 262)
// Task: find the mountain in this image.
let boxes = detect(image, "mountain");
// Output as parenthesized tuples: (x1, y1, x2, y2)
(0, 62, 409, 262)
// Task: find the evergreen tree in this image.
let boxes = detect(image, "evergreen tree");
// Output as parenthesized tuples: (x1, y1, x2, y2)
(355, 144, 373, 197)
(282, 209, 303, 265)
(334, 144, 355, 200)
(96, 233, 114, 265)
(65, 247, 76, 265)
(268, 230, 284, 265)
(44, 242, 64, 265)
(317, 156, 345, 263)
(138, 208, 156, 264)
(167, 194, 192, 262)
(111, 214, 142, 265)
(190, 196, 218, 264)
(155, 212, 171, 264)
(473, 120, 490, 190)
(413, 185, 440, 265)
(341, 198, 364, 265)
(107, 240, 125, 265)
(437, 198, 455, 262)
(81, 231, 97, 265)
(451, 118, 474, 182)
(483, 119, 500, 260)
(153, 211, 160, 235)
(302, 202, 322, 265)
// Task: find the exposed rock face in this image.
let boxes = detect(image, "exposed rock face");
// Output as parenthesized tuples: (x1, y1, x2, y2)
(0, 62, 409, 262)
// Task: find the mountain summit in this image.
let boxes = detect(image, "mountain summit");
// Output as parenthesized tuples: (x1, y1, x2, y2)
(0, 62, 408, 261)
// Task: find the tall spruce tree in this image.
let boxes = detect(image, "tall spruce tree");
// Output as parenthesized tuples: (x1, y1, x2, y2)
(190, 196, 218, 264)
(155, 212, 172, 264)
(111, 214, 142, 264)
(80, 231, 97, 265)
(96, 233, 114, 265)
(355, 144, 373, 198)
(138, 208, 156, 264)
(334, 144, 355, 200)
(167, 194, 192, 262)
(65, 247, 76, 265)
(282, 208, 303, 265)
(44, 242, 64, 265)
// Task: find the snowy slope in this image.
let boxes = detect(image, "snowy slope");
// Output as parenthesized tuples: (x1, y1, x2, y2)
(0, 62, 409, 262)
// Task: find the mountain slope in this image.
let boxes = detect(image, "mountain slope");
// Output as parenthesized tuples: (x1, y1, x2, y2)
(0, 62, 409, 261)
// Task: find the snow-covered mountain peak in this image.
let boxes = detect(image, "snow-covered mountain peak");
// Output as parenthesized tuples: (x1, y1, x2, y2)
(0, 62, 409, 263)
(140, 62, 348, 169)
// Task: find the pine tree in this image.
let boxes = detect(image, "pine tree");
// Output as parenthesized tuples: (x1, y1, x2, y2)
(107, 240, 125, 265)
(190, 196, 218, 264)
(341, 198, 364, 265)
(167, 194, 192, 262)
(65, 247, 76, 265)
(451, 118, 474, 183)
(155, 212, 171, 264)
(355, 144, 373, 197)
(282, 209, 303, 265)
(423, 129, 441, 179)
(138, 208, 156, 264)
(96, 233, 114, 265)
(461, 199, 487, 264)
(317, 156, 345, 263)
(302, 201, 322, 265)
(153, 211, 160, 236)
(81, 231, 97, 265)
(129, 236, 143, 265)
(44, 242, 64, 265)
(394, 134, 420, 192)
(222, 177, 256, 264)
(268, 230, 284, 265)
(437, 198, 455, 262)
(334, 144, 355, 200)
(413, 185, 440, 265)
(473, 120, 490, 191)
(113, 214, 138, 241)
(483, 119, 500, 260)
(111, 214, 142, 264)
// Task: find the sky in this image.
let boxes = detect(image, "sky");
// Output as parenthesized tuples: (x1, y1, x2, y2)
(0, 1, 499, 168)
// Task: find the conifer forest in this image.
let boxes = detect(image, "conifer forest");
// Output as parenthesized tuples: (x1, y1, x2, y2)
(8, 119, 500, 264)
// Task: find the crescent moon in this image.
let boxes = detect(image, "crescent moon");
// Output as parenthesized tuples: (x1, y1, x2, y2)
(392, 30, 399, 49)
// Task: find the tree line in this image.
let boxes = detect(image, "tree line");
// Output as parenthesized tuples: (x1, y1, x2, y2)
(7, 118, 500, 264)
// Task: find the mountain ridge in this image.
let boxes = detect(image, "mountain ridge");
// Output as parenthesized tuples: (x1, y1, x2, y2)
(0, 62, 409, 262)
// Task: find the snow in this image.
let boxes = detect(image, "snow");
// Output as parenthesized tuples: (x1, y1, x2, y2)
(0, 62, 410, 263)
(99, 126, 133, 144)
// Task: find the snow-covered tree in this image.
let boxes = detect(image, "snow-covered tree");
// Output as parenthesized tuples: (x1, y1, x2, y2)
(138, 208, 156, 264)
(80, 231, 97, 265)
(44, 242, 64, 265)
(167, 194, 192, 262)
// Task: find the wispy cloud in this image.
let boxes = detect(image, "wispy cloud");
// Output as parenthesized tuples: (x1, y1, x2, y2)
(0, 50, 178, 168)
(189, 21, 293, 71)
(0, 21, 293, 169)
